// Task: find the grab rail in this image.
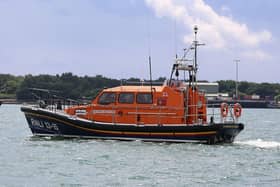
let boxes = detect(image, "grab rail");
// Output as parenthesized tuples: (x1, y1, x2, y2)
(38, 102, 238, 124)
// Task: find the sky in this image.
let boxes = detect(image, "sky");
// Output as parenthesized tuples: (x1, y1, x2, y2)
(0, 0, 279, 83)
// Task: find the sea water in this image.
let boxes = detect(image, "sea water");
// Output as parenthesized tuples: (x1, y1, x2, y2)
(0, 105, 279, 186)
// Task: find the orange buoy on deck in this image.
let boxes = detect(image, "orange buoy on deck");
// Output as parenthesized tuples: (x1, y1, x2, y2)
(220, 102, 229, 118)
(233, 103, 242, 118)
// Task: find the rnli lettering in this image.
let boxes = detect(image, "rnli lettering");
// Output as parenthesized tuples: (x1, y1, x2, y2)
(30, 118, 59, 131)
(30, 118, 43, 128)
(43, 121, 59, 131)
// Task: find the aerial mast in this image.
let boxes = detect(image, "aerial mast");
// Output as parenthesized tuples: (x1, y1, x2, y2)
(194, 25, 198, 74)
(193, 25, 205, 84)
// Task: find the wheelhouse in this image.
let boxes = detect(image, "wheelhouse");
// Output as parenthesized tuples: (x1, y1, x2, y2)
(65, 83, 207, 126)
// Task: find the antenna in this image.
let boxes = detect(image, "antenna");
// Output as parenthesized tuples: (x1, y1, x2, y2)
(149, 55, 153, 93)
(174, 20, 178, 59)
(146, 11, 153, 95)
(193, 25, 205, 83)
(194, 25, 198, 73)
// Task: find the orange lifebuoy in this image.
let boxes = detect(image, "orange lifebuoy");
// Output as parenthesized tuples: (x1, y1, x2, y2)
(220, 102, 229, 118)
(234, 103, 242, 118)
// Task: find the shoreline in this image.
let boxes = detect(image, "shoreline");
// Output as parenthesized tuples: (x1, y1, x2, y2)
(0, 99, 22, 104)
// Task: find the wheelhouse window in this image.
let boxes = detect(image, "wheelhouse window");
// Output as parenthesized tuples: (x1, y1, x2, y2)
(119, 93, 134, 104)
(136, 93, 153, 104)
(98, 92, 116, 105)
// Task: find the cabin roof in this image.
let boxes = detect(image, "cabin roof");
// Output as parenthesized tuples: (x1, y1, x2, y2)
(104, 85, 165, 92)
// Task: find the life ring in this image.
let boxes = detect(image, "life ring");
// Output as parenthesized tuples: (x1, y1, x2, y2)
(220, 102, 229, 118)
(233, 103, 242, 118)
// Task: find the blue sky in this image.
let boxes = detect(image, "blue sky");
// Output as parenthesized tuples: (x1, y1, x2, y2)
(0, 0, 279, 82)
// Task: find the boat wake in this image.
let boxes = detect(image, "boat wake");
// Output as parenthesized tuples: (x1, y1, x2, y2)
(235, 139, 280, 149)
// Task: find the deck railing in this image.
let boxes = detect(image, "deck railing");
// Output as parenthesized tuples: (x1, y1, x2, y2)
(34, 101, 239, 125)
(89, 103, 237, 124)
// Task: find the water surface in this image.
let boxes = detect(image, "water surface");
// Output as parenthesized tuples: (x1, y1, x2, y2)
(0, 105, 279, 186)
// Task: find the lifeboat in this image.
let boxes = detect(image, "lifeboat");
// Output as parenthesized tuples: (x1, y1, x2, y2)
(21, 26, 244, 144)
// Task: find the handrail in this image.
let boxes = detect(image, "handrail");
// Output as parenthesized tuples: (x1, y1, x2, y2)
(38, 101, 237, 124)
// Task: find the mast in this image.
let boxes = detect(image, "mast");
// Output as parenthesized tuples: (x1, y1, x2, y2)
(193, 26, 198, 123)
(146, 9, 153, 95)
(149, 55, 153, 94)
(194, 25, 198, 76)
(192, 26, 205, 123)
(168, 26, 204, 87)
(193, 25, 205, 86)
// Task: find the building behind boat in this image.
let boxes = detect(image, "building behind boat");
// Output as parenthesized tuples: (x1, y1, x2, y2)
(197, 82, 279, 108)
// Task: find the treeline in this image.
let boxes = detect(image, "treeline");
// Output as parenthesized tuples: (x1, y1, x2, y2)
(218, 80, 280, 99)
(16, 73, 121, 101)
(0, 73, 164, 101)
(0, 74, 24, 99)
(1, 73, 280, 101)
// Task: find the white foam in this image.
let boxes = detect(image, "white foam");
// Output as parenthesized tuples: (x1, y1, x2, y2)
(235, 139, 280, 149)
